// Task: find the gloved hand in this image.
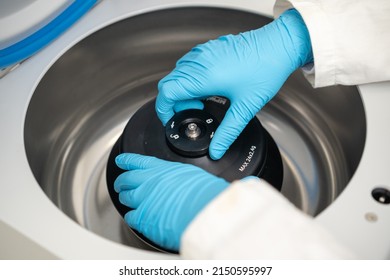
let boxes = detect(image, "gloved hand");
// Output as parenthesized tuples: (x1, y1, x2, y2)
(156, 9, 313, 160)
(114, 153, 229, 251)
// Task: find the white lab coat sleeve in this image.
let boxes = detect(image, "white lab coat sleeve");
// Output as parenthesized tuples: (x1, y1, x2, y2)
(274, 0, 390, 87)
(180, 179, 355, 259)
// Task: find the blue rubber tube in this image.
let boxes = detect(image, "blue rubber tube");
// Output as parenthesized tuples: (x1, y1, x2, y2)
(0, 0, 97, 68)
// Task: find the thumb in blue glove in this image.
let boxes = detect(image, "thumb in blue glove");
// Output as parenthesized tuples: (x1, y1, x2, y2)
(114, 153, 229, 252)
(156, 9, 313, 160)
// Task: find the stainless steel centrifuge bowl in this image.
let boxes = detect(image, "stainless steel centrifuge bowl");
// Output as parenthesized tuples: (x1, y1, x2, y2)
(24, 7, 366, 251)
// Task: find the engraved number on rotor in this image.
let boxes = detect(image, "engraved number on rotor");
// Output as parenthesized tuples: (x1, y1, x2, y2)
(170, 134, 180, 140)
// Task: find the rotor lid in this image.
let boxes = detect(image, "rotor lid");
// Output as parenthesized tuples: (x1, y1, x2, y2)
(120, 97, 267, 181)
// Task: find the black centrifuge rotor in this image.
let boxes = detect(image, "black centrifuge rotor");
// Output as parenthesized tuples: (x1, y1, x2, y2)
(106, 96, 283, 253)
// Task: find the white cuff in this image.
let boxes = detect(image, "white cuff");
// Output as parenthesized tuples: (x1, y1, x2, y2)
(274, 0, 337, 87)
(181, 179, 355, 259)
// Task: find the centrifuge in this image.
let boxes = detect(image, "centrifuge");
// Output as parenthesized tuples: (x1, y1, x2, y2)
(0, 0, 389, 259)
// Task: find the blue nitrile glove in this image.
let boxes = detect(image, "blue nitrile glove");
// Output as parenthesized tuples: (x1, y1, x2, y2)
(156, 9, 313, 160)
(114, 153, 229, 252)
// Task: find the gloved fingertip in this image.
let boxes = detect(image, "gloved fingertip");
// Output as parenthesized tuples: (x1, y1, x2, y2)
(209, 137, 228, 160)
(209, 149, 225, 161)
(124, 211, 137, 229)
(173, 100, 204, 112)
(115, 153, 137, 170)
(115, 153, 129, 166)
(241, 175, 261, 182)
(118, 191, 129, 206)
(113, 178, 121, 193)
(155, 92, 175, 126)
(115, 154, 127, 165)
(156, 108, 173, 126)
